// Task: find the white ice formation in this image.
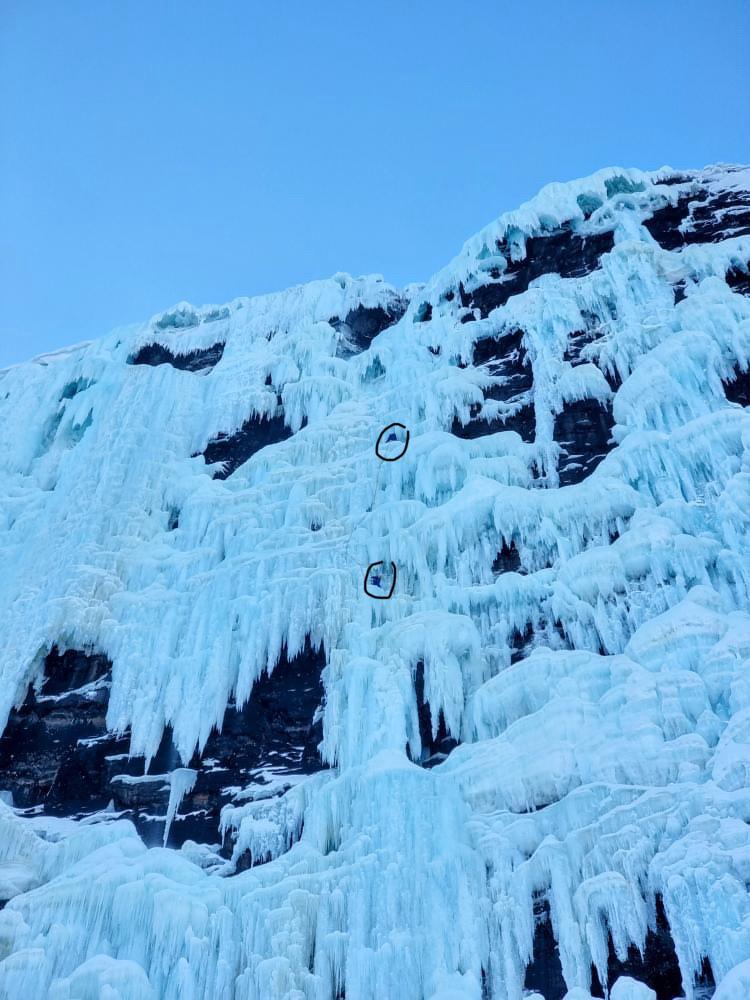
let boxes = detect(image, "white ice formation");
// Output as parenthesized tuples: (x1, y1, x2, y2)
(0, 165, 749, 999)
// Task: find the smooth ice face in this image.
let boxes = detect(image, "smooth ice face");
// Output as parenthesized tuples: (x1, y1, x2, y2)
(0, 166, 749, 999)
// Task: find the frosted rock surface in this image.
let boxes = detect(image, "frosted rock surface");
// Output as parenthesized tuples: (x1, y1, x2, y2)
(0, 166, 749, 998)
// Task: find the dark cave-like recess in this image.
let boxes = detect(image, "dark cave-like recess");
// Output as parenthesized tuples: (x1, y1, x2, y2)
(524, 899, 568, 1000)
(451, 403, 536, 443)
(0, 641, 327, 854)
(129, 341, 225, 373)
(726, 263, 750, 296)
(673, 281, 688, 304)
(589, 896, 691, 1000)
(466, 225, 615, 319)
(201, 408, 296, 478)
(525, 895, 695, 1000)
(724, 365, 750, 407)
(553, 397, 614, 486)
(331, 300, 407, 356)
(492, 540, 523, 575)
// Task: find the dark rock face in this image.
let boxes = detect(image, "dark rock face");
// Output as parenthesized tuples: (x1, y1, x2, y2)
(451, 329, 536, 442)
(590, 897, 688, 1000)
(554, 398, 614, 486)
(128, 639, 327, 850)
(201, 407, 296, 478)
(524, 900, 567, 1000)
(451, 402, 536, 442)
(0, 647, 119, 813)
(412, 661, 458, 768)
(564, 324, 621, 393)
(332, 300, 407, 356)
(724, 365, 750, 407)
(525, 896, 691, 1000)
(0, 642, 327, 853)
(129, 341, 225, 373)
(658, 173, 694, 187)
(643, 187, 750, 250)
(467, 226, 615, 319)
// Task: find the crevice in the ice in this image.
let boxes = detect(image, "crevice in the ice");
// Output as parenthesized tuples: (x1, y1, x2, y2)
(553, 397, 614, 486)
(37, 409, 64, 455)
(723, 365, 750, 407)
(726, 260, 750, 296)
(695, 958, 717, 997)
(59, 376, 95, 401)
(166, 506, 180, 531)
(480, 967, 491, 1000)
(128, 340, 225, 373)
(510, 623, 536, 664)
(66, 409, 93, 447)
(200, 405, 299, 479)
(466, 225, 615, 318)
(331, 299, 407, 356)
(362, 355, 386, 381)
(643, 187, 750, 250)
(412, 661, 459, 767)
(589, 895, 684, 1000)
(524, 898, 567, 1000)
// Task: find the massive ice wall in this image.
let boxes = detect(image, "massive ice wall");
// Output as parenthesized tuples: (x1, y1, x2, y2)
(0, 165, 749, 999)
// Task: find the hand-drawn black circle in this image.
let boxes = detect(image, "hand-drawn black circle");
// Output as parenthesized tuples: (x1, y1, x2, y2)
(364, 561, 397, 599)
(375, 423, 410, 462)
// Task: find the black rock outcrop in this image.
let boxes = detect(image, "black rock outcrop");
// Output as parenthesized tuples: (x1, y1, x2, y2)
(0, 641, 326, 853)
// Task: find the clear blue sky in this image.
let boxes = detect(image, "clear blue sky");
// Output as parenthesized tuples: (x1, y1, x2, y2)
(1, 1, 749, 368)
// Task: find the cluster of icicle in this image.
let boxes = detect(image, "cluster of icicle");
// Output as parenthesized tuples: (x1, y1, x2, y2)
(0, 165, 749, 999)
